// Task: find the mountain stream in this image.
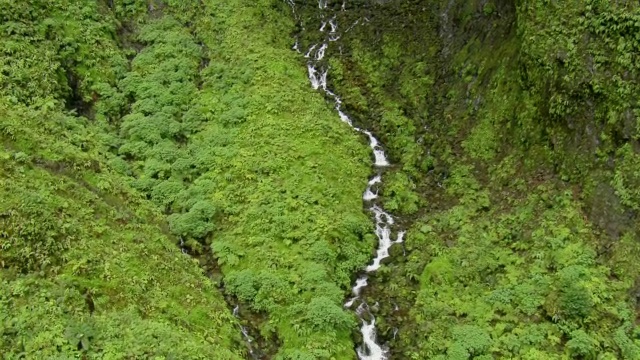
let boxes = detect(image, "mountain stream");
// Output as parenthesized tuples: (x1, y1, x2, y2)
(289, 1, 405, 358)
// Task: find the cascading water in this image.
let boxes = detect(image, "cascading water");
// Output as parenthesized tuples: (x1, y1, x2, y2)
(233, 304, 260, 360)
(289, 1, 405, 358)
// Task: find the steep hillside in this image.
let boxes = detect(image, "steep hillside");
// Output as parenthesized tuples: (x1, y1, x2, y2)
(292, 0, 640, 358)
(5, 0, 640, 359)
(0, 1, 242, 358)
(1, 0, 376, 358)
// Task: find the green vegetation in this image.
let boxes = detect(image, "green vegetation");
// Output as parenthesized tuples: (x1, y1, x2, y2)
(292, 0, 640, 358)
(0, 1, 241, 358)
(5, 0, 640, 358)
(1, 0, 374, 358)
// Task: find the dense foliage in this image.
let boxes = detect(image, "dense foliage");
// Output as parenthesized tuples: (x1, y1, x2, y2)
(5, 0, 640, 358)
(292, 0, 640, 358)
(0, 1, 242, 358)
(1, 0, 375, 358)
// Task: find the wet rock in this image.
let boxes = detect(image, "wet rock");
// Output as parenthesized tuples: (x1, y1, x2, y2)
(588, 183, 632, 240)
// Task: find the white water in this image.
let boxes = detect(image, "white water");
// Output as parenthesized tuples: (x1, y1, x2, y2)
(316, 43, 328, 60)
(292, 1, 405, 358)
(233, 305, 258, 359)
(358, 319, 385, 360)
(363, 188, 377, 201)
(363, 175, 381, 200)
(345, 276, 368, 307)
(362, 130, 390, 167)
(240, 327, 255, 358)
(329, 17, 338, 33)
(307, 66, 327, 90)
(292, 38, 300, 52)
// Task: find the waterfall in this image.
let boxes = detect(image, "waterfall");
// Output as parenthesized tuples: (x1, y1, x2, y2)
(289, 1, 405, 358)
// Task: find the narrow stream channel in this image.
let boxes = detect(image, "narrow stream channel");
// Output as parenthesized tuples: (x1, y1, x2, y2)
(233, 304, 260, 360)
(289, 1, 405, 358)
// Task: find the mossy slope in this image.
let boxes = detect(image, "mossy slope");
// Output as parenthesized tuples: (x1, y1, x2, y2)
(2, 0, 376, 358)
(0, 1, 242, 358)
(295, 0, 640, 358)
(0, 0, 382, 359)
